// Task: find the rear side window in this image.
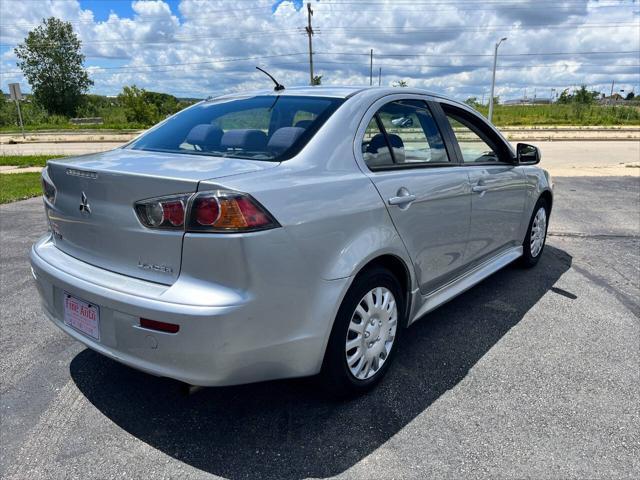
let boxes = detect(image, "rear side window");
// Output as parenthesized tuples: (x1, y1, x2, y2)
(362, 117, 394, 168)
(128, 95, 344, 162)
(361, 100, 449, 169)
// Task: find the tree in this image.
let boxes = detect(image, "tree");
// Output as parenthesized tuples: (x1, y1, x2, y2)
(311, 75, 322, 86)
(143, 91, 181, 117)
(556, 85, 600, 105)
(14, 17, 92, 116)
(118, 85, 159, 125)
(557, 88, 572, 104)
(464, 97, 483, 110)
(573, 85, 599, 104)
(464, 97, 480, 108)
(393, 79, 408, 87)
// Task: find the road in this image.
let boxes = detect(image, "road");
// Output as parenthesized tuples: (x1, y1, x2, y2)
(1, 175, 639, 479)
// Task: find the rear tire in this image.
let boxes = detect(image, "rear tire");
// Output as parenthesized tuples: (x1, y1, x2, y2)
(519, 198, 549, 268)
(320, 266, 404, 397)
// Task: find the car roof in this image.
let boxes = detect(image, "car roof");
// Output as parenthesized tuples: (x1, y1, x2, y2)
(211, 85, 448, 101)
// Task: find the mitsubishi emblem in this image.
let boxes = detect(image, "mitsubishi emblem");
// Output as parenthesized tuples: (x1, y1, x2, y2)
(79, 192, 91, 214)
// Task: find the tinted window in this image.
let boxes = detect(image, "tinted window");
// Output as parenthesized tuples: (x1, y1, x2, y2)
(376, 100, 449, 165)
(128, 95, 344, 161)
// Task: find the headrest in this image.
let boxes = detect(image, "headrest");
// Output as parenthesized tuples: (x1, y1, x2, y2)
(386, 133, 404, 150)
(367, 133, 404, 150)
(294, 120, 313, 129)
(220, 129, 268, 151)
(367, 133, 388, 153)
(185, 124, 223, 150)
(268, 127, 305, 155)
(387, 134, 405, 163)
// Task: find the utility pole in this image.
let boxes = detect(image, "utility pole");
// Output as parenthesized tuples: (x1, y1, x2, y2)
(378, 67, 382, 86)
(369, 49, 373, 86)
(306, 3, 314, 85)
(610, 80, 615, 98)
(488, 37, 507, 123)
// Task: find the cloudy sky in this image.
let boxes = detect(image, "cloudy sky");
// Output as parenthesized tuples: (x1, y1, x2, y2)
(0, 0, 639, 101)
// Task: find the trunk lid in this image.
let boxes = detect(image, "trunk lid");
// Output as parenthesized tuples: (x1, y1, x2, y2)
(45, 148, 278, 284)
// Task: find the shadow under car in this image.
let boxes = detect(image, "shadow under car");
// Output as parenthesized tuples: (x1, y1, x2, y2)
(70, 245, 573, 480)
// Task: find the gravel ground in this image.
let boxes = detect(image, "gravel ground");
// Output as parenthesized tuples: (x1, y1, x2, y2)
(0, 175, 638, 480)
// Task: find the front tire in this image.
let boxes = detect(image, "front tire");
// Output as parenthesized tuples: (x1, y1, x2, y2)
(519, 198, 549, 268)
(320, 266, 404, 397)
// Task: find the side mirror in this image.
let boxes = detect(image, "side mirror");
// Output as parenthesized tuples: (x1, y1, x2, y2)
(516, 143, 541, 165)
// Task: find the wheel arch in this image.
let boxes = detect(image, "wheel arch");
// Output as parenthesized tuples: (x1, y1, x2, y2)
(539, 189, 553, 214)
(318, 251, 414, 377)
(348, 253, 414, 328)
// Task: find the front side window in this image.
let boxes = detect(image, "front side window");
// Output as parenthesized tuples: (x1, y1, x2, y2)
(443, 108, 506, 164)
(127, 95, 344, 161)
(361, 100, 449, 169)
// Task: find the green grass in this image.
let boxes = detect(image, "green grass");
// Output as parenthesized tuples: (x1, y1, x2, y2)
(0, 172, 43, 204)
(0, 123, 142, 133)
(0, 155, 64, 168)
(476, 104, 640, 126)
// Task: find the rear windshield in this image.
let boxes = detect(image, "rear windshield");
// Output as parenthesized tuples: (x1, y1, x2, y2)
(127, 95, 344, 161)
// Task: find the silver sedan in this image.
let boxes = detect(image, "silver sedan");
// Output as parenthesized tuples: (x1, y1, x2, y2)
(31, 86, 552, 396)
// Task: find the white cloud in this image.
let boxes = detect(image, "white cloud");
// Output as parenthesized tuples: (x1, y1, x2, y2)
(1, 0, 638, 99)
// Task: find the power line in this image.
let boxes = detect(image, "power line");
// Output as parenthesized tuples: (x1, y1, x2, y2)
(316, 50, 640, 58)
(318, 0, 632, 4)
(287, 60, 640, 69)
(3, 57, 637, 78)
(0, 52, 308, 76)
(0, 0, 636, 29)
(2, 49, 638, 77)
(314, 22, 639, 32)
(0, 29, 307, 48)
(3, 21, 635, 48)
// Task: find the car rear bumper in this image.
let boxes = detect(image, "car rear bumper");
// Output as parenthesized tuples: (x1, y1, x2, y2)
(30, 234, 348, 386)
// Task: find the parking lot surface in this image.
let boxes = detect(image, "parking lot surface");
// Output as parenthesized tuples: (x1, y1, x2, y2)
(1, 174, 638, 479)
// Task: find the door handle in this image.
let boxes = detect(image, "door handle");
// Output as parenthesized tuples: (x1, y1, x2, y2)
(388, 194, 417, 206)
(471, 185, 490, 193)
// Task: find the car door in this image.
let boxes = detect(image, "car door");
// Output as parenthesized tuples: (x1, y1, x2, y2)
(439, 102, 527, 266)
(357, 97, 472, 294)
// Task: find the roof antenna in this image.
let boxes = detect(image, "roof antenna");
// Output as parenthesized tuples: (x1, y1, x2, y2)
(256, 67, 285, 91)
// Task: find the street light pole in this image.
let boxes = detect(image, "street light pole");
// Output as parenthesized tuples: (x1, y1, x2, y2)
(488, 37, 507, 123)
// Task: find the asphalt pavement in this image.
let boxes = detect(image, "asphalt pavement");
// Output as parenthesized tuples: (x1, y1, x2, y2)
(0, 175, 638, 480)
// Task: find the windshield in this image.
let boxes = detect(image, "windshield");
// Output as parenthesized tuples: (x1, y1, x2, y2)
(127, 95, 344, 161)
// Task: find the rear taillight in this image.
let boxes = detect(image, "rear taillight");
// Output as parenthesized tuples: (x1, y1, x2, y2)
(41, 169, 56, 205)
(134, 194, 189, 230)
(134, 189, 279, 233)
(188, 190, 278, 232)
